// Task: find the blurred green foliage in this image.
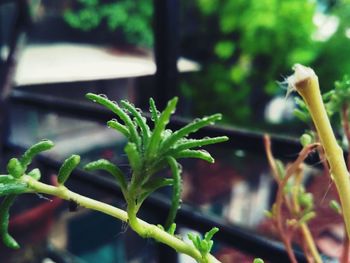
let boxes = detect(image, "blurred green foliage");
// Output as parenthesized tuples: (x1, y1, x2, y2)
(182, 0, 319, 125)
(312, 1, 350, 91)
(64, 0, 350, 128)
(63, 0, 153, 47)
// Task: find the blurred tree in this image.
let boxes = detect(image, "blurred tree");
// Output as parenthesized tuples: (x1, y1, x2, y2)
(181, 0, 319, 126)
(63, 0, 153, 47)
(312, 1, 350, 92)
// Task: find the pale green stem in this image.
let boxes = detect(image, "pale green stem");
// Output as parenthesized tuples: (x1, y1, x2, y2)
(22, 176, 220, 263)
(290, 64, 350, 240)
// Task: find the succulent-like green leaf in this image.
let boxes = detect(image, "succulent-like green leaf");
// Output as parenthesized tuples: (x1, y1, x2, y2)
(138, 178, 174, 206)
(147, 97, 178, 159)
(7, 158, 24, 178)
(86, 93, 140, 149)
(172, 136, 228, 152)
(0, 195, 19, 249)
(125, 142, 141, 172)
(0, 175, 15, 184)
(27, 168, 41, 181)
(0, 183, 28, 196)
(173, 149, 214, 163)
(20, 140, 54, 169)
(107, 120, 130, 138)
(84, 159, 127, 192)
(149, 98, 159, 124)
(121, 100, 151, 146)
(204, 227, 219, 241)
(161, 114, 222, 153)
(142, 177, 174, 192)
(57, 155, 81, 185)
(164, 157, 182, 230)
(168, 223, 176, 235)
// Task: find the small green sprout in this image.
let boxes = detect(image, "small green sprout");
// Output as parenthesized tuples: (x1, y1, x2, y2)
(253, 258, 264, 263)
(188, 227, 219, 257)
(0, 195, 19, 249)
(324, 75, 350, 117)
(85, 93, 228, 229)
(0, 140, 54, 249)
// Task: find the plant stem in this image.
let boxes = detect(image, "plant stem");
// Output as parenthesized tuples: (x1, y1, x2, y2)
(341, 104, 350, 170)
(291, 64, 350, 241)
(292, 169, 322, 263)
(23, 176, 220, 263)
(265, 134, 322, 263)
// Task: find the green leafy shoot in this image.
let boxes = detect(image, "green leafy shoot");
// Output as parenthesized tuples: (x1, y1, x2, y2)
(0, 140, 62, 249)
(149, 97, 160, 124)
(324, 75, 350, 117)
(0, 95, 227, 262)
(253, 258, 264, 263)
(85, 93, 141, 150)
(107, 120, 129, 138)
(121, 100, 151, 147)
(188, 227, 219, 257)
(146, 97, 178, 159)
(172, 149, 215, 163)
(85, 93, 229, 228)
(0, 181, 28, 197)
(1, 140, 54, 198)
(7, 158, 24, 179)
(161, 114, 223, 153)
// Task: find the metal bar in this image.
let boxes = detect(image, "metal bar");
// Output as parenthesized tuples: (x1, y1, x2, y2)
(0, 0, 30, 99)
(153, 0, 179, 109)
(0, 0, 30, 165)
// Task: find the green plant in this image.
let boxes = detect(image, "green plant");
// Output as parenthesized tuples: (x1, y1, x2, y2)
(64, 0, 153, 47)
(288, 65, 350, 241)
(263, 65, 350, 263)
(0, 94, 228, 263)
